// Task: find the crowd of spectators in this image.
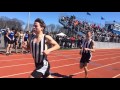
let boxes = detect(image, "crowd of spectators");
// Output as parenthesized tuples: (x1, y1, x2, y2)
(59, 15, 120, 43)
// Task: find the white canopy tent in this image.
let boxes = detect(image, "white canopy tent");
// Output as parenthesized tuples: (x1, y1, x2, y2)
(56, 32, 67, 37)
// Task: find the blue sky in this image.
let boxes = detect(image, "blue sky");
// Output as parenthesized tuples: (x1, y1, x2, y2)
(0, 12, 120, 28)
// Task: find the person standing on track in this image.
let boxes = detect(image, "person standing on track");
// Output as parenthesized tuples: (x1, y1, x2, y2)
(79, 31, 95, 78)
(22, 18, 60, 78)
(5, 28, 15, 55)
(14, 29, 20, 53)
(22, 31, 29, 53)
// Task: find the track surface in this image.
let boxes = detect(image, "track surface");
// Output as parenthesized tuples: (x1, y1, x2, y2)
(0, 49, 120, 78)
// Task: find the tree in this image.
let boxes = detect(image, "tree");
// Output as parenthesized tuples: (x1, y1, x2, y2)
(55, 25, 62, 32)
(0, 16, 25, 30)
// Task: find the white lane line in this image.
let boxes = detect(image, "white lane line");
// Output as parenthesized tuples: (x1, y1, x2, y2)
(0, 71, 32, 78)
(0, 63, 33, 69)
(112, 74, 120, 78)
(1, 61, 120, 78)
(73, 61, 120, 75)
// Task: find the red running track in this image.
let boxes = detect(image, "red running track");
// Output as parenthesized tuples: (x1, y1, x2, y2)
(0, 49, 120, 78)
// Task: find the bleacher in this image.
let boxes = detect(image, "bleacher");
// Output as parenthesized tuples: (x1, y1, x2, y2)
(59, 15, 120, 43)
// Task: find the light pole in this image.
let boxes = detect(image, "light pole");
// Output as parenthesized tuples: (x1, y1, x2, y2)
(27, 12, 30, 31)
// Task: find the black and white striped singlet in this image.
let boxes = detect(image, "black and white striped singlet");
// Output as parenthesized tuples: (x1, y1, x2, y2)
(80, 39, 93, 63)
(30, 35, 50, 75)
(30, 35, 46, 64)
(82, 39, 93, 54)
(30, 35, 49, 69)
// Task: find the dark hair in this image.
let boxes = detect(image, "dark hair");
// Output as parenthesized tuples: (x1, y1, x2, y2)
(12, 27, 16, 30)
(86, 31, 91, 34)
(35, 18, 46, 30)
(85, 31, 92, 36)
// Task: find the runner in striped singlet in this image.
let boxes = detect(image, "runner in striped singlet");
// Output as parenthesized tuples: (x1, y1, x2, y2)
(79, 31, 95, 78)
(22, 18, 60, 78)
